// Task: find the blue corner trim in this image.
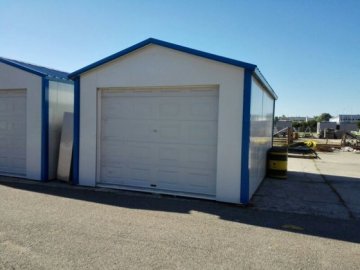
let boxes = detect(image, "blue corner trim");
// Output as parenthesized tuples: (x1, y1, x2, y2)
(41, 78, 49, 181)
(73, 77, 80, 185)
(240, 69, 253, 204)
(68, 38, 257, 79)
(272, 100, 276, 146)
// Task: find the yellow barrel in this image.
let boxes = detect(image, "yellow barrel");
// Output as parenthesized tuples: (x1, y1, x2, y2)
(267, 147, 288, 179)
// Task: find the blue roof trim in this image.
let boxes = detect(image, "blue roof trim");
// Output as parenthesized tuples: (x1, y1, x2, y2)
(0, 57, 71, 81)
(47, 76, 74, 85)
(254, 68, 278, 100)
(68, 38, 257, 79)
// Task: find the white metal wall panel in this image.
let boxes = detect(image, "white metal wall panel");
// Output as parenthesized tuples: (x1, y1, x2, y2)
(0, 90, 26, 176)
(99, 87, 218, 195)
(248, 78, 274, 197)
(0, 62, 42, 180)
(79, 44, 245, 203)
(48, 81, 74, 179)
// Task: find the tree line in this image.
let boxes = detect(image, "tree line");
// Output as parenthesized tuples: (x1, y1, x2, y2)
(275, 113, 360, 132)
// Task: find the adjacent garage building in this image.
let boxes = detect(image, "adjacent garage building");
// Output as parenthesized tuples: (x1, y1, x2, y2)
(0, 58, 73, 180)
(69, 38, 277, 204)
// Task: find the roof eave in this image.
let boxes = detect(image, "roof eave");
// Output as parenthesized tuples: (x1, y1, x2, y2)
(253, 68, 278, 100)
(0, 58, 47, 77)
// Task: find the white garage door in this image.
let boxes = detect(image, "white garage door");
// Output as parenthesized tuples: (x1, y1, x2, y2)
(0, 89, 26, 176)
(98, 86, 218, 196)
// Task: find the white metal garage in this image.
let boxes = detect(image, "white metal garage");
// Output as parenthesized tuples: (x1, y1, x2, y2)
(98, 86, 218, 195)
(69, 38, 277, 204)
(0, 58, 73, 180)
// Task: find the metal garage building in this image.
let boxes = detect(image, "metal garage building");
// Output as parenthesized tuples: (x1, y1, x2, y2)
(69, 38, 277, 204)
(0, 58, 73, 180)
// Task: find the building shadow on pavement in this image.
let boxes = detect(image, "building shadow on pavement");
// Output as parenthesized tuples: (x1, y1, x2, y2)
(1, 175, 360, 244)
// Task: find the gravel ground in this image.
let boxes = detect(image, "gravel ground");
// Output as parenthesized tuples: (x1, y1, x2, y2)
(1, 179, 360, 270)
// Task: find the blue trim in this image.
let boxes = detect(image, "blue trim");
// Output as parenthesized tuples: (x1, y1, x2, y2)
(72, 77, 80, 185)
(254, 68, 278, 100)
(240, 69, 253, 204)
(68, 38, 257, 79)
(41, 78, 49, 181)
(0, 58, 46, 77)
(272, 100, 276, 146)
(0, 57, 71, 81)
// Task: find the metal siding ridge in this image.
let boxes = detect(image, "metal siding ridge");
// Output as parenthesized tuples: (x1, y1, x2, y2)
(47, 77, 74, 85)
(240, 69, 252, 204)
(254, 68, 278, 100)
(41, 78, 49, 181)
(0, 58, 71, 81)
(68, 38, 257, 79)
(72, 77, 80, 185)
(0, 58, 46, 77)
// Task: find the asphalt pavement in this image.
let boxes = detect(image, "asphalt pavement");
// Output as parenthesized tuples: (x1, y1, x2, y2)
(252, 151, 360, 220)
(1, 175, 360, 270)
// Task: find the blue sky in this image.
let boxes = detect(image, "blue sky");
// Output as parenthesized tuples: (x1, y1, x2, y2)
(1, 0, 359, 117)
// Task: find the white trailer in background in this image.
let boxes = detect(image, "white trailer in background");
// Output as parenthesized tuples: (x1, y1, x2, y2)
(68, 38, 277, 204)
(0, 58, 73, 180)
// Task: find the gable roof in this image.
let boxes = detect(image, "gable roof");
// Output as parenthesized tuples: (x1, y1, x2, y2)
(68, 38, 277, 99)
(0, 57, 70, 81)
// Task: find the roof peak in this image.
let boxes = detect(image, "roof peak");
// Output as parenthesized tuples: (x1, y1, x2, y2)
(68, 38, 257, 79)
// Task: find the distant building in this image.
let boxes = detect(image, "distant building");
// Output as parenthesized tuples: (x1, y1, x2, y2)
(330, 114, 360, 124)
(317, 122, 336, 134)
(275, 120, 292, 132)
(339, 123, 358, 133)
(278, 116, 314, 122)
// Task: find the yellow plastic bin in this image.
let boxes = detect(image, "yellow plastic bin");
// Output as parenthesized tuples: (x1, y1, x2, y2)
(267, 147, 288, 179)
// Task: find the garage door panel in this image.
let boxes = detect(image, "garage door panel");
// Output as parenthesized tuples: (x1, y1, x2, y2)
(13, 98, 26, 111)
(158, 101, 181, 118)
(128, 121, 158, 141)
(157, 168, 181, 187)
(127, 143, 154, 163)
(186, 170, 216, 194)
(0, 101, 8, 112)
(101, 119, 129, 139)
(101, 142, 128, 163)
(158, 146, 181, 164)
(0, 90, 26, 176)
(157, 123, 183, 142)
(100, 165, 126, 185)
(186, 146, 217, 169)
(187, 122, 217, 144)
(133, 99, 157, 119)
(0, 123, 8, 131)
(101, 98, 133, 119)
(188, 99, 219, 120)
(99, 87, 218, 196)
(10, 157, 26, 170)
(12, 121, 26, 132)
